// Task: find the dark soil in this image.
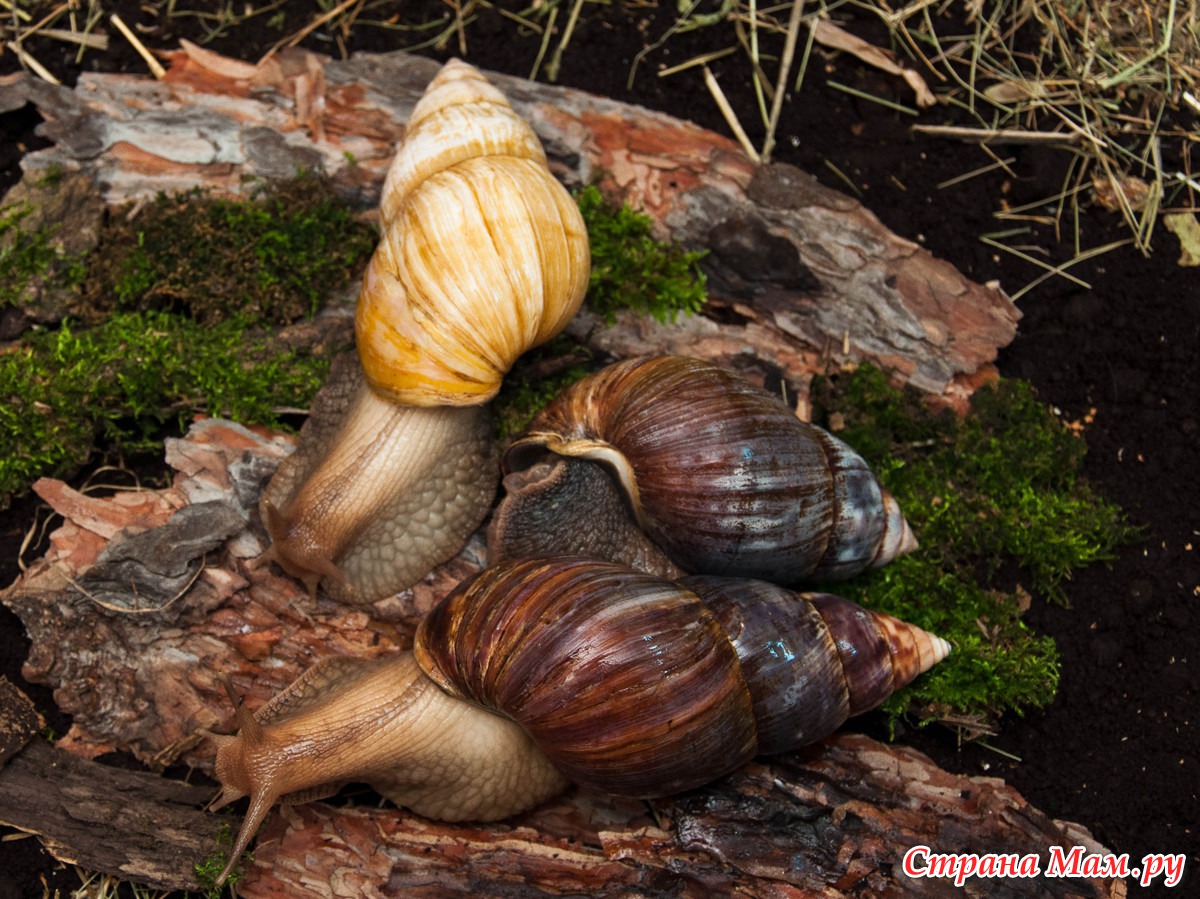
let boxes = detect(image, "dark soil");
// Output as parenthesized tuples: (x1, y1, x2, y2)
(1, 2, 1196, 896)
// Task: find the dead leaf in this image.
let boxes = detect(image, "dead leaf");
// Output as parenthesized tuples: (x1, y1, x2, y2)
(983, 79, 1046, 105)
(811, 19, 936, 109)
(1163, 212, 1200, 267)
(1092, 173, 1150, 212)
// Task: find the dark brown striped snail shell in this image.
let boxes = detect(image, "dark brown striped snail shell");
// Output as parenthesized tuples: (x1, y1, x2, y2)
(207, 556, 949, 883)
(489, 355, 917, 583)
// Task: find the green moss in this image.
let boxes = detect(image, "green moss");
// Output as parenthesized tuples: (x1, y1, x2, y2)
(0, 201, 87, 309)
(577, 185, 708, 323)
(0, 311, 330, 503)
(0, 173, 376, 506)
(194, 822, 249, 897)
(810, 366, 1137, 729)
(493, 336, 594, 440)
(85, 171, 375, 325)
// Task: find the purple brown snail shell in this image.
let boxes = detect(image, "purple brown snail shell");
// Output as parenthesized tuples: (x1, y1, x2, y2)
(207, 555, 950, 884)
(489, 355, 918, 583)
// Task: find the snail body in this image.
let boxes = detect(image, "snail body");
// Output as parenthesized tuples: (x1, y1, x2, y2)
(210, 556, 949, 882)
(262, 60, 589, 602)
(490, 356, 917, 584)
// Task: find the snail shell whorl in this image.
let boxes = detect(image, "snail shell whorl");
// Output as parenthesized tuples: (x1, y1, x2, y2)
(505, 356, 916, 584)
(415, 557, 758, 797)
(415, 557, 950, 799)
(358, 60, 590, 407)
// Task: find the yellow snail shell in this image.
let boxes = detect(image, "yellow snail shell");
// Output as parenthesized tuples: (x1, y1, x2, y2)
(357, 59, 590, 407)
(261, 60, 590, 602)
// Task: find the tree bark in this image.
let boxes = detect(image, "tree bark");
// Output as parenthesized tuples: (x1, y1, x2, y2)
(2, 415, 1121, 897)
(0, 739, 220, 892)
(1, 45, 1017, 409)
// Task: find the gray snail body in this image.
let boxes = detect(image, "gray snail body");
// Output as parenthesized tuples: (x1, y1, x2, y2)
(261, 59, 589, 603)
(209, 556, 950, 884)
(490, 355, 917, 583)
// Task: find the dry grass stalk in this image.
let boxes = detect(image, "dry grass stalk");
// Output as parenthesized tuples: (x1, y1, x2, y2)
(110, 12, 166, 78)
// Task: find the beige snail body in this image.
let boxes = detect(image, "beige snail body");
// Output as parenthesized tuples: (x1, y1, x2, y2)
(490, 355, 918, 583)
(209, 556, 950, 883)
(261, 60, 589, 603)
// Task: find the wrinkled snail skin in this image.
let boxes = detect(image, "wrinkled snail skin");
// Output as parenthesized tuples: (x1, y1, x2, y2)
(209, 653, 568, 885)
(260, 59, 589, 602)
(210, 556, 950, 883)
(493, 356, 918, 584)
(260, 357, 498, 603)
(486, 455, 685, 580)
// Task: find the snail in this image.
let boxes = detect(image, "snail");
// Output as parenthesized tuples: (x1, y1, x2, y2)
(489, 355, 917, 583)
(260, 59, 590, 602)
(208, 555, 951, 883)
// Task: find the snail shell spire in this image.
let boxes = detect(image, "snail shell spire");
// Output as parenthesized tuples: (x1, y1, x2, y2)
(357, 60, 590, 407)
(415, 557, 951, 798)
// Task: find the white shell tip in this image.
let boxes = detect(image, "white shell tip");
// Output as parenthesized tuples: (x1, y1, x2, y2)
(923, 633, 953, 671)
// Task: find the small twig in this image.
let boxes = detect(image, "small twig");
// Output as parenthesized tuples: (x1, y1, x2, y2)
(258, 0, 360, 67)
(760, 0, 806, 164)
(528, 5, 558, 82)
(703, 65, 761, 163)
(0, 0, 32, 23)
(5, 40, 59, 83)
(28, 27, 107, 50)
(546, 0, 587, 82)
(658, 46, 738, 78)
(936, 156, 1017, 190)
(826, 80, 918, 116)
(110, 13, 166, 79)
(912, 124, 1082, 145)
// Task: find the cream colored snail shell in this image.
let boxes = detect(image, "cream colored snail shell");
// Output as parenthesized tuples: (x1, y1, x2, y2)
(207, 555, 950, 884)
(358, 59, 590, 407)
(261, 60, 590, 602)
(489, 355, 918, 584)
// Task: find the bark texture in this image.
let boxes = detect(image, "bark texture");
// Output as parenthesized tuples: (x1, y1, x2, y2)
(1, 415, 1121, 897)
(1, 45, 1017, 409)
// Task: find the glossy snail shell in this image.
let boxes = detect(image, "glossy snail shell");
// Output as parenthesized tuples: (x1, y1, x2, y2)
(357, 59, 590, 407)
(208, 555, 950, 883)
(415, 556, 949, 797)
(494, 355, 917, 584)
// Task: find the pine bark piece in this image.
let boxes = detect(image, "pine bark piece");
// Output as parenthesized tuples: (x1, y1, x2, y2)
(231, 736, 1118, 898)
(2, 416, 1120, 895)
(1, 48, 1017, 408)
(0, 739, 219, 892)
(0, 676, 43, 766)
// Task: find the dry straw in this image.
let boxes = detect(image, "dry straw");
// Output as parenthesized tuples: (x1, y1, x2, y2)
(3, 0, 1196, 282)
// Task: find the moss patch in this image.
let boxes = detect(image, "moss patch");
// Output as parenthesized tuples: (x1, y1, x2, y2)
(0, 311, 330, 502)
(577, 185, 708, 323)
(0, 200, 87, 310)
(811, 366, 1138, 731)
(493, 336, 594, 440)
(0, 173, 373, 507)
(83, 172, 375, 325)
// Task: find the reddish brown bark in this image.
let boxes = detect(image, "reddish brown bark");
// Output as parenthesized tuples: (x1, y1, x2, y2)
(2, 416, 1120, 896)
(1, 46, 1017, 409)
